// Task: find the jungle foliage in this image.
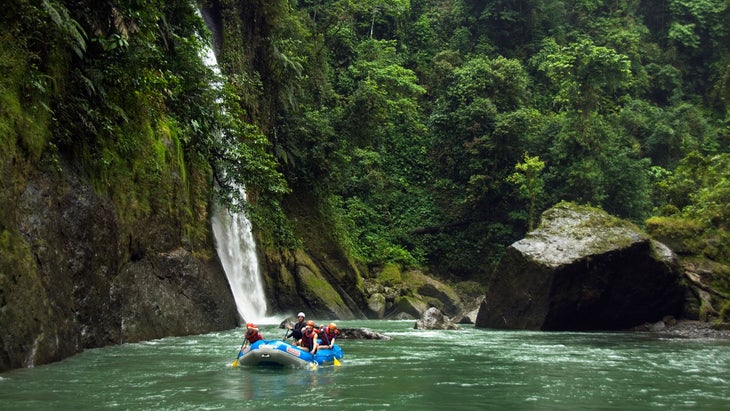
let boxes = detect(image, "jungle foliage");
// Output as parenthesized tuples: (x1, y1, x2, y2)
(1, 0, 288, 245)
(3, 1, 729, 289)
(264, 0, 729, 279)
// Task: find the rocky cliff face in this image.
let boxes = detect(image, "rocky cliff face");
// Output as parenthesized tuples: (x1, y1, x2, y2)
(261, 247, 368, 320)
(475, 202, 687, 331)
(0, 159, 238, 372)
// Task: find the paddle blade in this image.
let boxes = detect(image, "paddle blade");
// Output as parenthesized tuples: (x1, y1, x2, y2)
(232, 359, 239, 368)
(334, 357, 342, 366)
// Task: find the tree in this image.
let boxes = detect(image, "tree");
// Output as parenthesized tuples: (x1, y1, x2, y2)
(530, 37, 656, 220)
(535, 37, 632, 119)
(507, 152, 545, 230)
(328, 37, 430, 266)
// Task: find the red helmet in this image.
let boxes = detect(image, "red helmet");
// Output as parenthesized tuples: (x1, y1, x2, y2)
(328, 322, 337, 330)
(306, 320, 316, 327)
(246, 323, 255, 328)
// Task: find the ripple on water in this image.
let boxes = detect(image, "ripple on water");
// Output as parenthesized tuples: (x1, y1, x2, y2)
(1, 322, 729, 410)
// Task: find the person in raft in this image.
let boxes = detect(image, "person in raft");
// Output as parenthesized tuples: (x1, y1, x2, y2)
(286, 312, 306, 344)
(319, 322, 339, 349)
(299, 320, 319, 354)
(244, 323, 263, 345)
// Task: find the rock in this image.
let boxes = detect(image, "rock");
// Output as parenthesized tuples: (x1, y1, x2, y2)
(387, 295, 428, 319)
(1, 158, 238, 372)
(339, 327, 391, 340)
(113, 248, 238, 342)
(415, 307, 459, 330)
(451, 297, 484, 324)
(261, 248, 368, 320)
(367, 293, 387, 318)
(679, 259, 729, 321)
(476, 202, 686, 331)
(367, 269, 464, 320)
(632, 319, 730, 339)
(414, 277, 462, 316)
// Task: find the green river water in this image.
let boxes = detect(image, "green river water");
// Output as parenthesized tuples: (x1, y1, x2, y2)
(1, 320, 728, 410)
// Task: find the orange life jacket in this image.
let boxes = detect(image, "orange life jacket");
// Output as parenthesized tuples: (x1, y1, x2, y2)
(301, 328, 318, 350)
(320, 328, 339, 346)
(245, 331, 262, 344)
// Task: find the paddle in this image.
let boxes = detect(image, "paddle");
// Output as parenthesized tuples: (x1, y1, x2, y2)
(307, 335, 318, 371)
(327, 336, 341, 366)
(231, 339, 247, 368)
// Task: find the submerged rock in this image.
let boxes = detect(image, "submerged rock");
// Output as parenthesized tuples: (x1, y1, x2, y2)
(476, 202, 686, 331)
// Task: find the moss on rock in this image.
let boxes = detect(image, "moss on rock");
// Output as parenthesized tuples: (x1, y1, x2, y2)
(391, 296, 429, 319)
(377, 263, 402, 286)
(294, 250, 351, 318)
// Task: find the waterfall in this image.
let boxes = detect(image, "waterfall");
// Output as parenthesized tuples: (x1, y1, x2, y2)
(211, 194, 268, 323)
(199, 23, 269, 324)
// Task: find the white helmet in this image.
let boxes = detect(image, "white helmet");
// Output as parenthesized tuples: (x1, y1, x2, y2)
(297, 312, 305, 318)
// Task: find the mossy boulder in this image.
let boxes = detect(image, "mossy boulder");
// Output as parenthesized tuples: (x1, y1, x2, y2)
(679, 257, 730, 322)
(403, 270, 463, 316)
(476, 202, 686, 331)
(390, 296, 429, 319)
(376, 263, 403, 286)
(646, 216, 706, 255)
(367, 293, 387, 318)
(361, 268, 464, 319)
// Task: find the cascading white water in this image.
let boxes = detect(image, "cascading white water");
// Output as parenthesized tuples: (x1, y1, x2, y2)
(211, 195, 268, 323)
(200, 28, 269, 324)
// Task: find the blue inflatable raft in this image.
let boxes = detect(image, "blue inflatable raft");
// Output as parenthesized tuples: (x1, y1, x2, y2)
(236, 340, 343, 367)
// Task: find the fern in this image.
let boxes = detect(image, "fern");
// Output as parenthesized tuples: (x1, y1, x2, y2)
(42, 0, 87, 58)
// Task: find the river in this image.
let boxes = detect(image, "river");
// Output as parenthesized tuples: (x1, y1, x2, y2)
(1, 320, 728, 410)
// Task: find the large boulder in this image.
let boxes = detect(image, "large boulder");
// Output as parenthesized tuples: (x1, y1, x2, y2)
(475, 202, 686, 331)
(415, 307, 459, 330)
(367, 293, 387, 318)
(390, 295, 428, 319)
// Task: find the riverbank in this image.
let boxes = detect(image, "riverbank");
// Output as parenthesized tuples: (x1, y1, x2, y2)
(633, 319, 730, 339)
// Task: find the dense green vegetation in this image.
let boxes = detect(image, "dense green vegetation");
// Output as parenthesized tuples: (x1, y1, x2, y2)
(2, 1, 728, 316)
(263, 0, 729, 278)
(1, 0, 288, 248)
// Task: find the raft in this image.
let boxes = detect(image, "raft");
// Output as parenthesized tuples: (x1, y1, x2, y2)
(236, 339, 343, 367)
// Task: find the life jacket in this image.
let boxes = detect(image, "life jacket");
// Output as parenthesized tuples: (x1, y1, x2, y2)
(301, 328, 318, 350)
(319, 328, 339, 346)
(245, 330, 262, 344)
